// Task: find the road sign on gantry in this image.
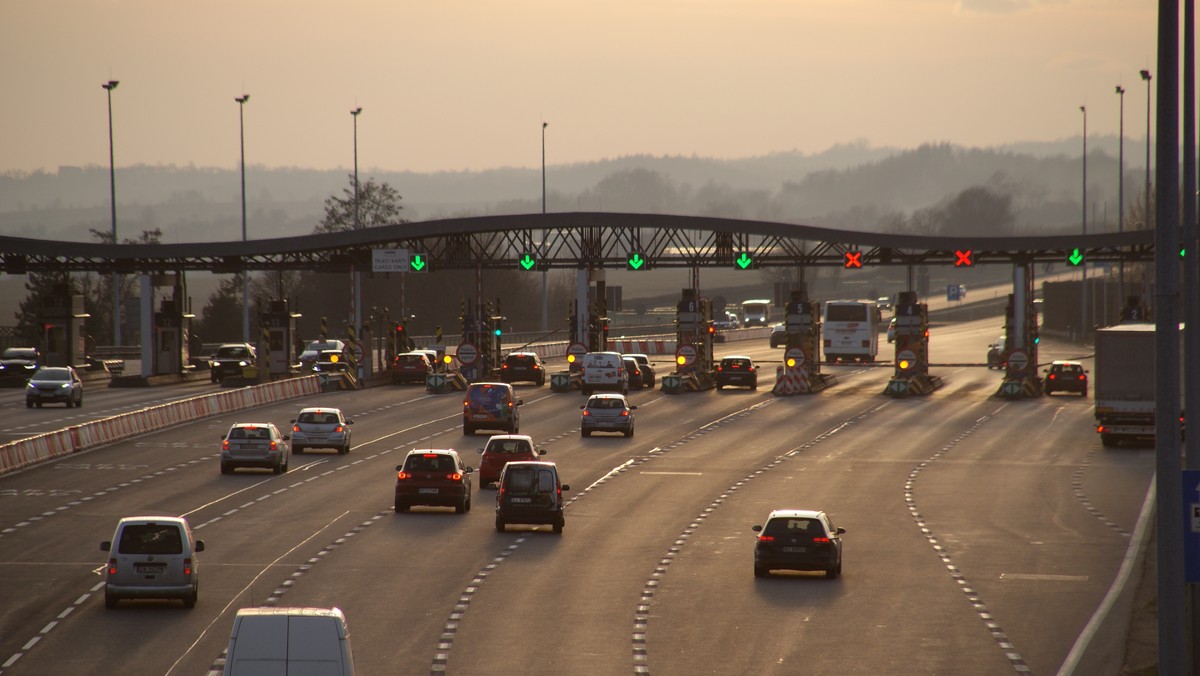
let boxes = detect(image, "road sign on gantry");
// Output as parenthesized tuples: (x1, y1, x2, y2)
(518, 253, 538, 271)
(954, 250, 973, 267)
(734, 252, 754, 270)
(456, 342, 478, 365)
(843, 251, 863, 269)
(409, 252, 430, 273)
(627, 252, 648, 271)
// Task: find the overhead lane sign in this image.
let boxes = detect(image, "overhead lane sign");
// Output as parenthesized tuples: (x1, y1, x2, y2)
(627, 252, 647, 271)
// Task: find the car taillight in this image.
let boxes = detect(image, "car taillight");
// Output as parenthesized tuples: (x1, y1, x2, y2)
(334, 425, 344, 433)
(397, 471, 412, 480)
(812, 536, 830, 543)
(758, 535, 775, 542)
(581, 410, 590, 416)
(716, 366, 724, 372)
(449, 472, 463, 481)
(1078, 375, 1086, 381)
(108, 559, 117, 575)
(1048, 374, 1057, 380)
(184, 558, 192, 575)
(269, 440, 277, 450)
(292, 425, 301, 432)
(502, 364, 509, 369)
(222, 440, 229, 450)
(508, 401, 514, 408)
(533, 364, 541, 370)
(621, 410, 629, 417)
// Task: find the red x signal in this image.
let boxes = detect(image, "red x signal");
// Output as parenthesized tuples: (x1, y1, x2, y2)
(954, 250, 973, 267)
(844, 251, 863, 269)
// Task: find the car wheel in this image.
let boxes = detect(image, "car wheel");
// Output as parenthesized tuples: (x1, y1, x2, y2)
(463, 425, 474, 435)
(394, 500, 409, 513)
(341, 444, 350, 455)
(648, 376, 655, 388)
(753, 565, 766, 578)
(272, 461, 282, 475)
(456, 497, 467, 514)
(582, 387, 590, 397)
(465, 493, 472, 512)
(1045, 387, 1053, 395)
(716, 384, 722, 391)
(105, 592, 118, 609)
(36, 402, 43, 408)
(826, 559, 840, 579)
(553, 516, 564, 534)
(751, 383, 758, 391)
(26, 399, 32, 408)
(220, 463, 232, 475)
(624, 428, 633, 438)
(495, 517, 505, 532)
(582, 430, 590, 438)
(538, 375, 546, 386)
(76, 395, 83, 408)
(1081, 388, 1088, 398)
(183, 589, 197, 609)
(293, 446, 304, 455)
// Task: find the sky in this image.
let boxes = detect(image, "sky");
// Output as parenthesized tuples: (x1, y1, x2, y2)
(0, 0, 1158, 176)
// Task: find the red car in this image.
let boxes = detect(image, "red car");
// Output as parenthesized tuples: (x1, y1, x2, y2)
(476, 434, 545, 487)
(392, 352, 433, 384)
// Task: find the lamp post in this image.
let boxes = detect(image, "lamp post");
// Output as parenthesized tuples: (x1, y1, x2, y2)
(541, 121, 549, 332)
(102, 80, 120, 346)
(351, 107, 363, 229)
(1116, 85, 1126, 306)
(1080, 105, 1088, 338)
(1141, 69, 1153, 223)
(236, 94, 250, 343)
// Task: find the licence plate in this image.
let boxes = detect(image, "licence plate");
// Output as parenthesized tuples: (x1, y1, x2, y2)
(419, 488, 439, 494)
(782, 547, 807, 553)
(135, 563, 166, 573)
(511, 497, 532, 503)
(473, 414, 488, 420)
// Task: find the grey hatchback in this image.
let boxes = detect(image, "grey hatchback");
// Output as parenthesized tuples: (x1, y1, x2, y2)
(580, 393, 637, 438)
(221, 423, 290, 474)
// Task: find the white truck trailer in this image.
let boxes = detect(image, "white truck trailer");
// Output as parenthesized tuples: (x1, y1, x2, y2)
(1093, 323, 1159, 446)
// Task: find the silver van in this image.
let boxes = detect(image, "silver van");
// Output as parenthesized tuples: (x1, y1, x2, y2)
(100, 516, 204, 608)
(223, 607, 355, 676)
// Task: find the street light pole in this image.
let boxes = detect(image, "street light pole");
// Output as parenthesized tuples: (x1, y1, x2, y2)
(352, 107, 362, 230)
(1141, 69, 1153, 224)
(236, 94, 250, 343)
(351, 107, 364, 371)
(102, 80, 120, 346)
(1116, 85, 1126, 307)
(1080, 105, 1088, 338)
(541, 121, 549, 333)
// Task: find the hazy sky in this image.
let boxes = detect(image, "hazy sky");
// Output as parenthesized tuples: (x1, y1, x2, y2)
(1, 0, 1156, 176)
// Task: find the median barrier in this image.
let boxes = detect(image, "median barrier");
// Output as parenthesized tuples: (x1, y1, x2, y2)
(0, 375, 322, 477)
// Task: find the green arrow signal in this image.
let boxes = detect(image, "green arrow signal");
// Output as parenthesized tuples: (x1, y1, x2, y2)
(1067, 248, 1083, 266)
(628, 253, 645, 270)
(519, 254, 536, 270)
(410, 254, 427, 271)
(735, 252, 752, 270)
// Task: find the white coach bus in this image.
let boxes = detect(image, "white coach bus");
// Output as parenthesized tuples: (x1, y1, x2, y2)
(822, 300, 881, 363)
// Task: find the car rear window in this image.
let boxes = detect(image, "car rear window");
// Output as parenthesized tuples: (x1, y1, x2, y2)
(505, 355, 537, 366)
(298, 412, 339, 424)
(721, 358, 753, 369)
(1055, 364, 1083, 375)
(404, 454, 457, 472)
(468, 385, 509, 405)
(118, 523, 183, 555)
(588, 398, 625, 410)
(396, 354, 427, 365)
(763, 517, 824, 538)
(505, 467, 556, 494)
(230, 427, 271, 440)
(489, 439, 531, 455)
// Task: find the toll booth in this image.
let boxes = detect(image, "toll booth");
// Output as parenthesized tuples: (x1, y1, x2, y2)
(258, 299, 302, 377)
(996, 272, 1042, 399)
(39, 286, 89, 367)
(774, 287, 832, 395)
(153, 299, 194, 375)
(662, 289, 715, 393)
(885, 291, 941, 396)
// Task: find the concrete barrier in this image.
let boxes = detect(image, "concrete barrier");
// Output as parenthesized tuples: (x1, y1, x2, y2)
(0, 375, 321, 477)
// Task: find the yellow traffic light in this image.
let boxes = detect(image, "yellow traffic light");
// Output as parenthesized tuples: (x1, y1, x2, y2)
(676, 355, 686, 366)
(442, 354, 452, 365)
(567, 354, 576, 364)
(786, 358, 796, 368)
(898, 359, 910, 370)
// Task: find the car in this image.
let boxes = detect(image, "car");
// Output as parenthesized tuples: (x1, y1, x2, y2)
(391, 351, 433, 384)
(713, 311, 740, 330)
(622, 356, 646, 389)
(463, 382, 522, 435)
(393, 449, 473, 513)
(413, 348, 441, 370)
(25, 366, 83, 408)
(101, 516, 204, 608)
(580, 393, 637, 438)
(210, 343, 257, 383)
(769, 323, 787, 348)
(579, 351, 628, 396)
(752, 509, 845, 578)
(0, 346, 41, 383)
(220, 422, 290, 474)
(298, 339, 347, 372)
(501, 351, 546, 386)
(1044, 360, 1088, 396)
(886, 317, 897, 343)
(222, 607, 355, 675)
(477, 434, 545, 487)
(986, 335, 1007, 369)
(623, 354, 656, 388)
(191, 342, 223, 370)
(290, 407, 353, 455)
(313, 349, 352, 373)
(876, 296, 893, 311)
(494, 461, 570, 534)
(715, 355, 758, 391)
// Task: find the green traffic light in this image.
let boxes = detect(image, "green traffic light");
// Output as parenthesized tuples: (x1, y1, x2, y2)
(1067, 248, 1084, 266)
(627, 252, 646, 270)
(494, 328, 502, 336)
(735, 252, 753, 270)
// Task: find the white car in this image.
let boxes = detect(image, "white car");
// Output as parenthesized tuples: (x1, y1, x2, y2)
(579, 351, 628, 396)
(886, 317, 897, 343)
(290, 407, 353, 455)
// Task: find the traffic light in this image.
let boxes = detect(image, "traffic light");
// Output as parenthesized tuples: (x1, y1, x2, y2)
(409, 253, 430, 273)
(1067, 248, 1084, 266)
(734, 252, 754, 270)
(954, 250, 973, 267)
(626, 252, 647, 271)
(844, 251, 863, 269)
(518, 253, 537, 271)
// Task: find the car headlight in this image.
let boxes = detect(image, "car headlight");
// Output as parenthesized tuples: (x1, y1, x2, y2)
(238, 360, 249, 367)
(23, 364, 35, 370)
(60, 383, 71, 389)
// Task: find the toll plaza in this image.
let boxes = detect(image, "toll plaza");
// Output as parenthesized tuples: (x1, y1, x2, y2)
(152, 298, 194, 376)
(884, 290, 943, 397)
(996, 262, 1042, 399)
(257, 299, 302, 379)
(39, 284, 89, 368)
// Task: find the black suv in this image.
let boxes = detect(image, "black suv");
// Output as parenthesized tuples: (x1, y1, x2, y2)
(394, 449, 473, 514)
(0, 347, 41, 383)
(210, 343, 257, 383)
(495, 461, 570, 534)
(1043, 360, 1088, 396)
(501, 352, 546, 386)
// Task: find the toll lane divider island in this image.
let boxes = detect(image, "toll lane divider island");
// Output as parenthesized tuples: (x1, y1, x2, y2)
(0, 376, 320, 477)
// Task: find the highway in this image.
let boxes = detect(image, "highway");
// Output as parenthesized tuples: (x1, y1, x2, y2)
(0, 316, 1152, 675)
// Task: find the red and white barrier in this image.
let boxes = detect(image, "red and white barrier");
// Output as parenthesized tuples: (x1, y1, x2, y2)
(0, 375, 322, 476)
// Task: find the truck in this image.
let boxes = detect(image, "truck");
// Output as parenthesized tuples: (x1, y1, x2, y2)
(1093, 323, 1165, 446)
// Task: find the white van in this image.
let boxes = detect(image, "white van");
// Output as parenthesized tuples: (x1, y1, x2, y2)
(101, 515, 204, 609)
(223, 607, 355, 675)
(579, 351, 628, 396)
